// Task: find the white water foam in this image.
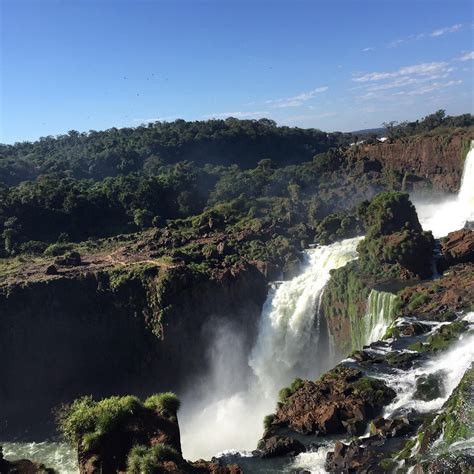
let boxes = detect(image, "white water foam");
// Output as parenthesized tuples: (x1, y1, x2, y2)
(383, 312, 474, 417)
(1, 442, 78, 473)
(416, 140, 474, 238)
(180, 237, 362, 460)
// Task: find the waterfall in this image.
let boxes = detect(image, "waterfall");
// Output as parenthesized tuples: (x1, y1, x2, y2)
(180, 237, 362, 460)
(351, 289, 396, 350)
(249, 236, 363, 396)
(416, 140, 474, 238)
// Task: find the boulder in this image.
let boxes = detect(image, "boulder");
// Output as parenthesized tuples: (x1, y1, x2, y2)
(369, 416, 413, 438)
(45, 264, 58, 275)
(325, 440, 380, 473)
(0, 447, 54, 474)
(257, 435, 306, 458)
(440, 229, 474, 270)
(273, 366, 396, 436)
(414, 372, 445, 401)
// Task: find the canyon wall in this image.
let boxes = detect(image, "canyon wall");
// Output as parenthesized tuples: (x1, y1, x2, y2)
(348, 133, 471, 192)
(0, 263, 267, 439)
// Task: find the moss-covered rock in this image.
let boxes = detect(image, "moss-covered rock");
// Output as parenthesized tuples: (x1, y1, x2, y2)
(56, 393, 182, 472)
(270, 366, 396, 436)
(356, 192, 434, 279)
(408, 320, 470, 353)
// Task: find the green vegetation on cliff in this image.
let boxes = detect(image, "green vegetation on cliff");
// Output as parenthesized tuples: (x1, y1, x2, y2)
(57, 392, 180, 451)
(357, 191, 434, 278)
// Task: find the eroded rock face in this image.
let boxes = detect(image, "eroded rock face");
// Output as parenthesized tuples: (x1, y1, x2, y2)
(0, 262, 268, 440)
(440, 229, 474, 271)
(273, 366, 396, 436)
(347, 134, 468, 192)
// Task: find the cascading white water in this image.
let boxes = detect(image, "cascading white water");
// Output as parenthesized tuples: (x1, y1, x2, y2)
(351, 289, 396, 350)
(384, 312, 474, 417)
(249, 237, 363, 395)
(180, 237, 362, 460)
(416, 140, 474, 238)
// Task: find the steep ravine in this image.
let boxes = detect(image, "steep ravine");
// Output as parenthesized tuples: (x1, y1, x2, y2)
(0, 263, 268, 440)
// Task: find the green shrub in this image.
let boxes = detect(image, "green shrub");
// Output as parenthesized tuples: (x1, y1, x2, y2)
(278, 387, 292, 404)
(263, 414, 275, 430)
(408, 293, 430, 311)
(18, 240, 48, 255)
(144, 392, 180, 417)
(127, 443, 181, 472)
(44, 242, 74, 256)
(57, 395, 141, 449)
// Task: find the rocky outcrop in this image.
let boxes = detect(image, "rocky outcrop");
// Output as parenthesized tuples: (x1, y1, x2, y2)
(256, 435, 306, 458)
(0, 454, 54, 474)
(357, 192, 434, 279)
(396, 263, 474, 320)
(57, 393, 241, 474)
(439, 229, 474, 271)
(0, 263, 268, 440)
(347, 133, 471, 192)
(271, 366, 396, 436)
(323, 192, 435, 356)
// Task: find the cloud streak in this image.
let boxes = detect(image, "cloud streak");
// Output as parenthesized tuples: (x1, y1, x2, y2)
(386, 23, 464, 48)
(265, 87, 328, 108)
(430, 23, 462, 37)
(353, 62, 450, 83)
(203, 111, 269, 119)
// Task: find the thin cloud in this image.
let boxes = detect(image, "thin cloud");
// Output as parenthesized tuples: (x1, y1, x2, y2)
(265, 87, 328, 108)
(203, 111, 268, 119)
(458, 51, 474, 61)
(431, 23, 462, 37)
(388, 39, 404, 48)
(386, 23, 463, 48)
(362, 47, 375, 52)
(133, 116, 177, 123)
(353, 62, 450, 82)
(395, 80, 462, 96)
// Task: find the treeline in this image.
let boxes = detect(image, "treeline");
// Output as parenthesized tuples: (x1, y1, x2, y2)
(0, 118, 354, 186)
(383, 110, 473, 140)
(1, 112, 471, 258)
(0, 153, 354, 256)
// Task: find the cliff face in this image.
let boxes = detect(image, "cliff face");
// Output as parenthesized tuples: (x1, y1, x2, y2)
(0, 263, 268, 439)
(348, 133, 471, 192)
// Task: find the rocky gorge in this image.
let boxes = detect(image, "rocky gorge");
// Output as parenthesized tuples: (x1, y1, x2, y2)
(0, 124, 473, 472)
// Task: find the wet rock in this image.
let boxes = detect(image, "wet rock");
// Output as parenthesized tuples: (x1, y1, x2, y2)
(190, 460, 243, 473)
(399, 321, 432, 337)
(385, 351, 420, 369)
(257, 435, 306, 458)
(414, 372, 445, 401)
(369, 416, 413, 438)
(273, 366, 396, 436)
(0, 447, 54, 473)
(325, 440, 380, 473)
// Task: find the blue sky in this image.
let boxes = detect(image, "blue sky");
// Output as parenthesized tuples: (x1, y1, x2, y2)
(1, 0, 473, 143)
